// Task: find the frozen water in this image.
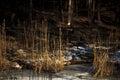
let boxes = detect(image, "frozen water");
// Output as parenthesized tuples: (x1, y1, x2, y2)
(1, 64, 119, 80)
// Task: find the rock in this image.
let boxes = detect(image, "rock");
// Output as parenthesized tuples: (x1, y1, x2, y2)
(10, 62, 22, 69)
(17, 49, 24, 53)
(16, 49, 27, 57)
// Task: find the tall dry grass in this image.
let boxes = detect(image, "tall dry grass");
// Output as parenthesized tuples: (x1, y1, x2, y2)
(92, 31, 118, 77)
(0, 20, 10, 74)
(22, 18, 65, 73)
(0, 17, 65, 74)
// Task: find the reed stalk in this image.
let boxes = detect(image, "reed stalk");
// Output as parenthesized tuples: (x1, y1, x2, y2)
(93, 32, 117, 77)
(0, 20, 10, 74)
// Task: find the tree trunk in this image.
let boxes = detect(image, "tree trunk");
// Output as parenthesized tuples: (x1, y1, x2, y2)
(58, 0, 63, 22)
(68, 0, 73, 26)
(92, 0, 95, 23)
(88, 0, 92, 23)
(29, 0, 32, 25)
(97, 0, 101, 22)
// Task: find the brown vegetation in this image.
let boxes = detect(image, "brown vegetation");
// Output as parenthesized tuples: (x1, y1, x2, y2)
(93, 31, 118, 77)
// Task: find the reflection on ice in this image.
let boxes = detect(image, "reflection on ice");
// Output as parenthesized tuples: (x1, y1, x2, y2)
(1, 70, 82, 80)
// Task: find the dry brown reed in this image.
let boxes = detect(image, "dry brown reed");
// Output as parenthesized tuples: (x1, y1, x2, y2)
(0, 20, 10, 74)
(0, 17, 65, 74)
(22, 18, 65, 73)
(93, 31, 118, 77)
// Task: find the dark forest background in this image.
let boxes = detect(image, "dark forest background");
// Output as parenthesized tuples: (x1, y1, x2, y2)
(0, 0, 119, 25)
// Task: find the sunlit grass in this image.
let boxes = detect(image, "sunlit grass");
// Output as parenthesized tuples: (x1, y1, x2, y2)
(0, 18, 65, 75)
(92, 32, 117, 77)
(0, 20, 10, 74)
(21, 19, 65, 73)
